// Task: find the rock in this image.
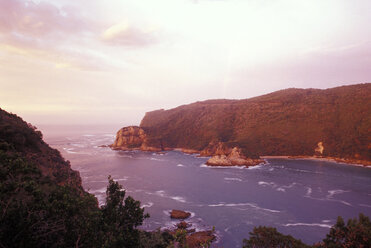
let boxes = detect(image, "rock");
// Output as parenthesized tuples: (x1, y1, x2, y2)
(181, 148, 199, 154)
(200, 141, 230, 156)
(170, 210, 191, 219)
(206, 147, 264, 167)
(110, 126, 161, 152)
(177, 221, 190, 229)
(186, 231, 216, 248)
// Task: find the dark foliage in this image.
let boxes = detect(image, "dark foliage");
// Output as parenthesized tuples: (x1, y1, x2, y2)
(140, 84, 371, 160)
(242, 226, 310, 248)
(314, 214, 371, 248)
(243, 214, 371, 248)
(0, 108, 164, 248)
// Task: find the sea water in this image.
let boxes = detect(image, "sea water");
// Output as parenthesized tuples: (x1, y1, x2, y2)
(42, 128, 371, 248)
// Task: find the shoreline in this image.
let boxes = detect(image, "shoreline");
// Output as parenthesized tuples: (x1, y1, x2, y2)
(108, 145, 370, 168)
(261, 156, 371, 168)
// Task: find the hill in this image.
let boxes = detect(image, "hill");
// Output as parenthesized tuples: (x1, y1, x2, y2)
(137, 84, 370, 162)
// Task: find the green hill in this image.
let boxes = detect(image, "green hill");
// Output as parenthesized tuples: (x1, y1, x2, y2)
(140, 83, 371, 161)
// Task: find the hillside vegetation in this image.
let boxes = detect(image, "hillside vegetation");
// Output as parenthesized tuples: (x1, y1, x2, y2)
(140, 84, 371, 161)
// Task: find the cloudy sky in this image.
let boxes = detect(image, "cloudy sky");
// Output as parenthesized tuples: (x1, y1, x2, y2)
(1, 0, 370, 126)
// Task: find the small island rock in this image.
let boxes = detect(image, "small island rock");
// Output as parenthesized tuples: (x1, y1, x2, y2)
(170, 210, 191, 219)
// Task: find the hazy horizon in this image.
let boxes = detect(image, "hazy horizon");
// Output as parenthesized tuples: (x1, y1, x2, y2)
(1, 0, 370, 126)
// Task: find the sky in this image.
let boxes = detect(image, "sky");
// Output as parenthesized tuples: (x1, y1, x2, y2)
(0, 0, 370, 127)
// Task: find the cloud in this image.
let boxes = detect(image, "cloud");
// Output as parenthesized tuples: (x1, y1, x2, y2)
(0, 0, 88, 37)
(102, 21, 158, 47)
(0, 0, 105, 71)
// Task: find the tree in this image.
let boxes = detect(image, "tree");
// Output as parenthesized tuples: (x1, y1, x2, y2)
(242, 226, 310, 248)
(315, 213, 371, 248)
(100, 176, 149, 247)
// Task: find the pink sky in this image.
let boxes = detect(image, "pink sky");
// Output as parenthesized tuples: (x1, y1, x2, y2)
(0, 0, 370, 126)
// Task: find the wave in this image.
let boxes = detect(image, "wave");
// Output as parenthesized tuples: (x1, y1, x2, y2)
(224, 177, 243, 182)
(177, 164, 185, 167)
(247, 164, 263, 170)
(141, 202, 154, 208)
(208, 202, 280, 213)
(327, 189, 350, 198)
(283, 223, 332, 228)
(171, 196, 187, 203)
(155, 190, 166, 197)
(200, 164, 245, 170)
(359, 204, 371, 208)
(89, 187, 106, 194)
(306, 187, 313, 197)
(258, 181, 276, 187)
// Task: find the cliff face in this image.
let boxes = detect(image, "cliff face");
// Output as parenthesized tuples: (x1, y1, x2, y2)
(0, 108, 83, 190)
(135, 83, 370, 161)
(110, 126, 161, 152)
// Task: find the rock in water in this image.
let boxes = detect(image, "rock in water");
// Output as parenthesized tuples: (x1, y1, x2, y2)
(170, 210, 191, 219)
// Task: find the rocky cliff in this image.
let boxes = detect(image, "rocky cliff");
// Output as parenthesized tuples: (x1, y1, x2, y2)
(0, 108, 83, 189)
(110, 126, 161, 152)
(112, 83, 371, 165)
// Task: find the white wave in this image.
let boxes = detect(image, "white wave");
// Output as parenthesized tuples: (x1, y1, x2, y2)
(71, 143, 85, 147)
(63, 147, 77, 154)
(177, 164, 185, 167)
(83, 134, 95, 137)
(116, 177, 129, 181)
(327, 189, 350, 198)
(208, 202, 280, 213)
(141, 202, 154, 208)
(171, 196, 187, 203)
(322, 220, 332, 223)
(224, 177, 243, 182)
(150, 157, 164, 161)
(359, 204, 371, 208)
(276, 187, 286, 192)
(306, 187, 313, 197)
(283, 223, 332, 228)
(258, 181, 276, 187)
(89, 187, 106, 194)
(247, 164, 263, 170)
(155, 190, 166, 197)
(305, 195, 352, 206)
(199, 164, 246, 169)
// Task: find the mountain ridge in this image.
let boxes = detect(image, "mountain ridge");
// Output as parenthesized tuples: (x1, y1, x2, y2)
(112, 83, 370, 165)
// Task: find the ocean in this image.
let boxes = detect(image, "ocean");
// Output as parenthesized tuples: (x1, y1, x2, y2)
(41, 126, 371, 247)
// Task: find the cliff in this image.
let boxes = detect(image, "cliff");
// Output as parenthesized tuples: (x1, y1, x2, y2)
(113, 83, 371, 164)
(110, 126, 161, 152)
(0, 108, 83, 189)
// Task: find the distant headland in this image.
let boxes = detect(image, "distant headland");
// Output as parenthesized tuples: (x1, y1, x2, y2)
(110, 83, 371, 167)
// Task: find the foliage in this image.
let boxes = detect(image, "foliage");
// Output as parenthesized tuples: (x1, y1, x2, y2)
(100, 176, 149, 247)
(242, 226, 310, 248)
(314, 214, 371, 248)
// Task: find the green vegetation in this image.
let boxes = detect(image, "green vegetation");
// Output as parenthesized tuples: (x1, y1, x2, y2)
(243, 226, 310, 248)
(140, 84, 371, 161)
(243, 214, 371, 248)
(315, 213, 371, 248)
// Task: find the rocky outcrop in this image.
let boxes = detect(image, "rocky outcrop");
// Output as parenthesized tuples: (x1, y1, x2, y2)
(170, 210, 191, 219)
(186, 231, 216, 248)
(199, 141, 230, 156)
(205, 147, 264, 167)
(110, 128, 265, 167)
(110, 126, 161, 152)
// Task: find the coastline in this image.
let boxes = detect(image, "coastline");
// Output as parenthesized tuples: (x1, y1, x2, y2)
(261, 156, 371, 168)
